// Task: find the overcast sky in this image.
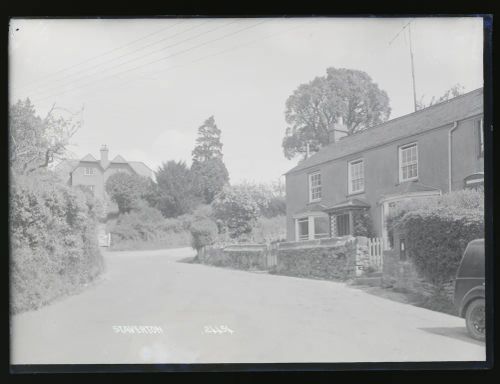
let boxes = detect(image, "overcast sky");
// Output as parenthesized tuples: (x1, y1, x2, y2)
(9, 17, 483, 184)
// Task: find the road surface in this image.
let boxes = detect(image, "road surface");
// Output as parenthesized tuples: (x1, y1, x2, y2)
(11, 247, 485, 364)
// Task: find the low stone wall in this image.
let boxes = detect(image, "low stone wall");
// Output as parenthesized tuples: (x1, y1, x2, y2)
(275, 236, 367, 281)
(199, 244, 268, 270)
(199, 237, 371, 281)
(382, 249, 454, 300)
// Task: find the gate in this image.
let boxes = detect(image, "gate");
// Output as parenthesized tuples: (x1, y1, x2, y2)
(367, 237, 384, 270)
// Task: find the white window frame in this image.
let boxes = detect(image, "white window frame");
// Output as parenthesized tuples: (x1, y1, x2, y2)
(84, 167, 96, 176)
(296, 218, 310, 241)
(295, 212, 330, 241)
(398, 143, 418, 182)
(348, 158, 365, 194)
(308, 171, 322, 202)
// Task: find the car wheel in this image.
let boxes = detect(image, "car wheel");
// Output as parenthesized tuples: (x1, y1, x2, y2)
(465, 298, 485, 341)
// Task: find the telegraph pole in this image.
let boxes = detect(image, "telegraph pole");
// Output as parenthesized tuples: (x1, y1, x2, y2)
(389, 19, 418, 112)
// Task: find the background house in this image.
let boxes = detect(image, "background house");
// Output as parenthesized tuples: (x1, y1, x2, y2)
(55, 145, 154, 201)
(285, 88, 484, 245)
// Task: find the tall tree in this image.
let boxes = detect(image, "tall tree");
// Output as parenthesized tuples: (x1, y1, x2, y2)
(9, 98, 82, 175)
(282, 67, 391, 159)
(191, 116, 229, 203)
(154, 160, 198, 217)
(192, 116, 224, 162)
(416, 83, 465, 111)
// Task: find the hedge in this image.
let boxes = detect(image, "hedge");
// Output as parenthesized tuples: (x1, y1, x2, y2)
(10, 175, 105, 313)
(399, 206, 484, 287)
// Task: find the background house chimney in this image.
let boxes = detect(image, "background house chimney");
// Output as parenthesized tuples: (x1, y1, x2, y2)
(100, 145, 109, 169)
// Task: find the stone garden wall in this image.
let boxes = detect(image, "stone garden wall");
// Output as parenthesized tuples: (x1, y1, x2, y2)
(200, 236, 371, 281)
(199, 244, 268, 271)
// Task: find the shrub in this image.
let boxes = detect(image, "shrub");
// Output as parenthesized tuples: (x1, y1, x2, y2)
(10, 174, 104, 313)
(212, 185, 259, 239)
(387, 189, 484, 288)
(400, 206, 483, 287)
(190, 218, 219, 251)
(352, 209, 375, 238)
(109, 202, 167, 241)
(249, 215, 287, 243)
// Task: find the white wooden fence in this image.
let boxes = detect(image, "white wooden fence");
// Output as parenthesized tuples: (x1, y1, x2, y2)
(98, 232, 111, 247)
(367, 237, 384, 270)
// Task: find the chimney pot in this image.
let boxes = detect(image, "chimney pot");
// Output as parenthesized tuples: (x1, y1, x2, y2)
(100, 145, 109, 169)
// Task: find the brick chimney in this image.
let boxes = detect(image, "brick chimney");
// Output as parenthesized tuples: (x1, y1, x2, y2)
(329, 115, 347, 143)
(100, 145, 109, 169)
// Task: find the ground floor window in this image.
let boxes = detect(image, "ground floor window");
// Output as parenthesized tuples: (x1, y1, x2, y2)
(313, 216, 330, 239)
(295, 214, 330, 241)
(297, 218, 309, 241)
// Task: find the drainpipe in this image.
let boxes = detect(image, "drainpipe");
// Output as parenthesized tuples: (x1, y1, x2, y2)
(448, 121, 459, 192)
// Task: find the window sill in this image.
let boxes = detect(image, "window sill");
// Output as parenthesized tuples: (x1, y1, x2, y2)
(308, 199, 322, 204)
(397, 178, 418, 185)
(346, 190, 365, 198)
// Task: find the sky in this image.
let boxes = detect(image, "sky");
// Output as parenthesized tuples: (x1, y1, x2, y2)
(9, 17, 483, 184)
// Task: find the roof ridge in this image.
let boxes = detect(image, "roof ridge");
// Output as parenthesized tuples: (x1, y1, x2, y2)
(286, 87, 483, 175)
(326, 87, 483, 150)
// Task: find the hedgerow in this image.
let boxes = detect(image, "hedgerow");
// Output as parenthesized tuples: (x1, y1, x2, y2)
(10, 174, 105, 313)
(392, 189, 484, 289)
(400, 207, 484, 287)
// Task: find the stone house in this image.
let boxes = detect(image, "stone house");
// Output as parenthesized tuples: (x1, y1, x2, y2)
(284, 88, 484, 245)
(55, 145, 154, 201)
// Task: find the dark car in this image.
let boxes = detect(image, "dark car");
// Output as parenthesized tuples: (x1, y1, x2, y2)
(454, 239, 485, 341)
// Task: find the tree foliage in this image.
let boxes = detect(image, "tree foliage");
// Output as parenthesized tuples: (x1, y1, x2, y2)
(191, 158, 229, 204)
(9, 98, 82, 175)
(154, 160, 199, 218)
(212, 185, 260, 239)
(282, 67, 391, 159)
(192, 116, 224, 162)
(10, 174, 104, 313)
(191, 116, 229, 203)
(105, 172, 151, 214)
(416, 83, 465, 111)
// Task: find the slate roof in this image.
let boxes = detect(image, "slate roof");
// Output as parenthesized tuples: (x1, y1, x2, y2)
(380, 180, 441, 200)
(286, 88, 483, 175)
(55, 151, 153, 179)
(111, 155, 128, 163)
(128, 161, 154, 178)
(324, 198, 371, 212)
(80, 154, 97, 162)
(293, 203, 328, 215)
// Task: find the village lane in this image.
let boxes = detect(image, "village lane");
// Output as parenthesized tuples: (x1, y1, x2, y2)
(11, 247, 485, 365)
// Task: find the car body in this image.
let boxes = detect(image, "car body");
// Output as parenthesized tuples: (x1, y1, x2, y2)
(453, 238, 485, 341)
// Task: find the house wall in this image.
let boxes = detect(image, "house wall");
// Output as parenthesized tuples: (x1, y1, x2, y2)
(285, 113, 484, 241)
(71, 162, 134, 200)
(71, 162, 105, 199)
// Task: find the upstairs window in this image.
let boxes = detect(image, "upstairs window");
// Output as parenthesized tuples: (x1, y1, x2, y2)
(309, 172, 322, 202)
(348, 159, 364, 194)
(84, 167, 96, 176)
(477, 118, 484, 158)
(399, 143, 418, 182)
